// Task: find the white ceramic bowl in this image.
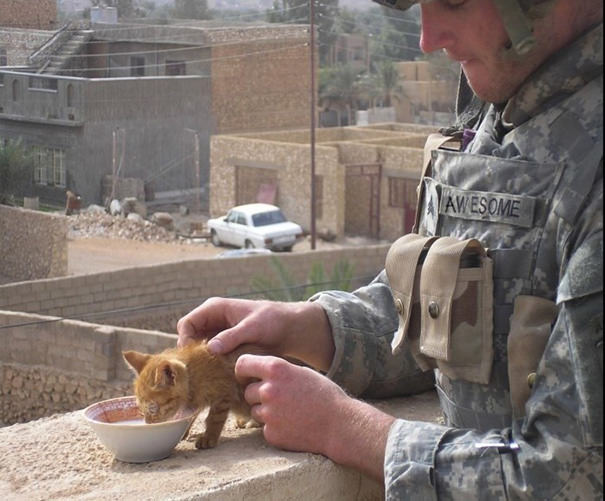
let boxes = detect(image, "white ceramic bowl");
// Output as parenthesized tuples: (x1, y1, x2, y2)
(84, 395, 195, 463)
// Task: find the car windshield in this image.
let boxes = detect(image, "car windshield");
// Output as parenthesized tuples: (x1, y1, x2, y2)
(251, 210, 286, 227)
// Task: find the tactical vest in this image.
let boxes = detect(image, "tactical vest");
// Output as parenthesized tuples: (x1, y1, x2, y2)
(386, 74, 603, 431)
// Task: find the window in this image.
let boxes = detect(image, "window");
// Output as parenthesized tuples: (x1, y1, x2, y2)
(130, 56, 145, 77)
(12, 79, 20, 101)
(33, 146, 66, 187)
(0, 47, 7, 66)
(165, 60, 186, 76)
(252, 210, 286, 227)
(28, 76, 58, 91)
(389, 177, 417, 208)
(67, 84, 74, 107)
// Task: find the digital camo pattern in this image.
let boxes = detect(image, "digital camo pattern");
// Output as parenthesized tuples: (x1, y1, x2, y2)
(313, 23, 603, 500)
(385, 235, 494, 385)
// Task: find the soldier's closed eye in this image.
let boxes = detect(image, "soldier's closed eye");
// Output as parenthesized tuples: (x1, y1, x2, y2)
(441, 0, 468, 8)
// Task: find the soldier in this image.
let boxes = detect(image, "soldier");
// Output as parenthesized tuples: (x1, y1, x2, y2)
(178, 0, 603, 498)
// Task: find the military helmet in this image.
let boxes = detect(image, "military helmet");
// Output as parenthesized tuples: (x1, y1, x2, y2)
(371, 0, 554, 55)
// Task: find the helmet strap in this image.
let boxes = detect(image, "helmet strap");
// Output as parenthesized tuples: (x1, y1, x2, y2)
(492, 0, 536, 55)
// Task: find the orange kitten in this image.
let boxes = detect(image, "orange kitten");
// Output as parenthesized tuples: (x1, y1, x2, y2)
(122, 341, 254, 449)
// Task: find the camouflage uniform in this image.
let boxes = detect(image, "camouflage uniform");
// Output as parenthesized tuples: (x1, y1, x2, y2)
(313, 24, 603, 500)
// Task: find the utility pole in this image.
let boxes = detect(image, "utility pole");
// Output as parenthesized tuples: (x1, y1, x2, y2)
(194, 132, 200, 214)
(309, 0, 317, 250)
(185, 128, 201, 213)
(110, 127, 118, 203)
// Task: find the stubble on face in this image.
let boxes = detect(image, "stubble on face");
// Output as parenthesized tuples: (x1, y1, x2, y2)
(456, 0, 601, 103)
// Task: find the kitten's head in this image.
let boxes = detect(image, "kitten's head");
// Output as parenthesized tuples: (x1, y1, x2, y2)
(122, 350, 190, 424)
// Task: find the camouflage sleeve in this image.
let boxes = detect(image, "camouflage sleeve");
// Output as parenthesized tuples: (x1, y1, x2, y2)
(385, 291, 603, 499)
(311, 270, 434, 397)
(384, 176, 603, 498)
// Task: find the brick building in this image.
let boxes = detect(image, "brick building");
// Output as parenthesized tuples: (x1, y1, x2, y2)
(209, 123, 438, 242)
(0, 0, 57, 30)
(0, 21, 311, 207)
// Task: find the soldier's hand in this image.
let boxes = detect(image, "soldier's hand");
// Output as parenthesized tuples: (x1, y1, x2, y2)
(176, 298, 334, 371)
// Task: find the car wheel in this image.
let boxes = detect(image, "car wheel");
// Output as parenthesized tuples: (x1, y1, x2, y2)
(244, 240, 255, 249)
(282, 245, 293, 252)
(211, 230, 221, 247)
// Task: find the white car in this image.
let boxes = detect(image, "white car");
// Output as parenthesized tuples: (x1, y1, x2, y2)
(208, 203, 303, 252)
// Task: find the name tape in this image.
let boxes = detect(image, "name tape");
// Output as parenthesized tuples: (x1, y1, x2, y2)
(439, 186, 536, 228)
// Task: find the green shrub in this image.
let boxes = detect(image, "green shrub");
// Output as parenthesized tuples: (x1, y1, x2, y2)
(250, 256, 354, 302)
(0, 139, 34, 205)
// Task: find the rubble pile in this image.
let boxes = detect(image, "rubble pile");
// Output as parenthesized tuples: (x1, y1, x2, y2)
(68, 208, 180, 243)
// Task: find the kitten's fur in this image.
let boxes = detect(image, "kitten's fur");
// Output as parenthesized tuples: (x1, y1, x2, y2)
(122, 341, 255, 449)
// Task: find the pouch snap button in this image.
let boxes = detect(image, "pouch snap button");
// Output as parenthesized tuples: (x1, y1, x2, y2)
(527, 372, 536, 388)
(395, 298, 404, 316)
(428, 301, 440, 319)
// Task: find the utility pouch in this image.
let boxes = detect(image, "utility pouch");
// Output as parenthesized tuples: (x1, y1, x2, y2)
(419, 237, 494, 384)
(386, 235, 494, 384)
(507, 295, 557, 418)
(385, 234, 438, 359)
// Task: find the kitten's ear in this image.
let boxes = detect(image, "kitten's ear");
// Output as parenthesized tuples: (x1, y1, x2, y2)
(122, 350, 151, 375)
(155, 360, 186, 387)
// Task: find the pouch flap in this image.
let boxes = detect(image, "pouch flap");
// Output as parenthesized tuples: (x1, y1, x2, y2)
(419, 237, 486, 361)
(385, 234, 438, 354)
(507, 295, 558, 417)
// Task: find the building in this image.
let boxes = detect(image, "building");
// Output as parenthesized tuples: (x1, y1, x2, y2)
(394, 60, 457, 125)
(0, 21, 311, 207)
(209, 123, 437, 242)
(0, 0, 57, 30)
(57, 0, 94, 16)
(326, 33, 370, 73)
(0, 28, 56, 68)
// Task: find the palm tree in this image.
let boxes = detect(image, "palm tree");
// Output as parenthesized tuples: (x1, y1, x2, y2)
(319, 64, 364, 126)
(374, 60, 405, 108)
(0, 138, 34, 205)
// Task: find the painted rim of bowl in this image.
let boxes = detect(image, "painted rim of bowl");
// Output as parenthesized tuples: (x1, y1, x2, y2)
(84, 396, 194, 427)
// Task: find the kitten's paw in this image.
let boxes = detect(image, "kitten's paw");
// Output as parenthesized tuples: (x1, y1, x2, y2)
(186, 432, 201, 443)
(195, 433, 218, 449)
(236, 417, 260, 429)
(245, 419, 261, 429)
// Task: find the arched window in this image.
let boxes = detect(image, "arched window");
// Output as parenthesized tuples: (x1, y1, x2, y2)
(67, 83, 74, 107)
(12, 79, 20, 101)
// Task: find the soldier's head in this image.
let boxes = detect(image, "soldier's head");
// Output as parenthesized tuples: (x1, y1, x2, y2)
(372, 0, 602, 103)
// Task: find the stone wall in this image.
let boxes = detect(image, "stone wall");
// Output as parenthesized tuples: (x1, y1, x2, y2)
(0, 205, 68, 282)
(0, 245, 390, 323)
(209, 125, 433, 241)
(0, 28, 54, 66)
(0, 0, 57, 29)
(210, 134, 344, 236)
(208, 26, 310, 134)
(0, 244, 389, 424)
(1, 362, 130, 425)
(0, 310, 178, 424)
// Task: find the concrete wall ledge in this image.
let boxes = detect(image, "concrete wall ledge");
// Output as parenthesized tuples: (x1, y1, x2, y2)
(0, 392, 441, 500)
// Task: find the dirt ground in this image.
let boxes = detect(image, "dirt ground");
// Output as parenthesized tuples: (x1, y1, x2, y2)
(68, 236, 223, 275)
(67, 234, 375, 275)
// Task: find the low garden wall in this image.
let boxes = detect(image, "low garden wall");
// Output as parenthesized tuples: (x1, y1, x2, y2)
(0, 245, 390, 331)
(0, 310, 178, 424)
(0, 245, 391, 424)
(0, 204, 68, 282)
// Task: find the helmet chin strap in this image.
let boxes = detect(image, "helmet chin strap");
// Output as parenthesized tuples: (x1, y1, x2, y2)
(492, 0, 536, 55)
